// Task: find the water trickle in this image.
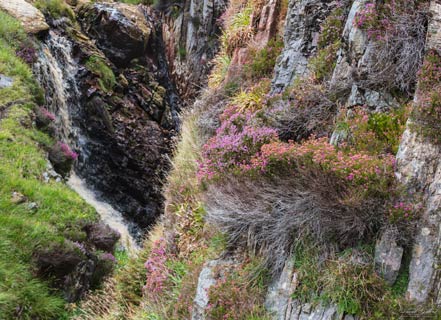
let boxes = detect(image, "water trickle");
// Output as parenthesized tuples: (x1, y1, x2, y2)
(34, 31, 138, 251)
(33, 31, 79, 143)
(68, 174, 139, 250)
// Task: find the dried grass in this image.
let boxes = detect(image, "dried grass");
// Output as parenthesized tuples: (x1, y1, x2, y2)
(205, 172, 386, 274)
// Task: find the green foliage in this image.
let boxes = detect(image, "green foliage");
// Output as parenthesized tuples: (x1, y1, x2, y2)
(177, 46, 186, 59)
(244, 38, 284, 80)
(35, 0, 75, 20)
(0, 12, 27, 49)
(309, 41, 340, 81)
(309, 6, 348, 81)
(85, 56, 116, 93)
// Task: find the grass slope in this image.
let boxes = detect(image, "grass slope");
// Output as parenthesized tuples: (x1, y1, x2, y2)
(0, 11, 97, 319)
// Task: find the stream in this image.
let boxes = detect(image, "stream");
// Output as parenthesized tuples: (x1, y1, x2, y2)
(34, 31, 139, 251)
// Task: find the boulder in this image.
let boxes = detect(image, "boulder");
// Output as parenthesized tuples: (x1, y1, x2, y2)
(77, 3, 153, 67)
(84, 223, 120, 252)
(0, 0, 49, 34)
(374, 231, 404, 285)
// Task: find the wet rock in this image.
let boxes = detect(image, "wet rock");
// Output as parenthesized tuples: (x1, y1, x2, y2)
(0, 0, 49, 34)
(84, 223, 120, 252)
(48, 142, 76, 177)
(0, 74, 13, 89)
(271, 0, 337, 93)
(78, 3, 153, 67)
(374, 231, 403, 285)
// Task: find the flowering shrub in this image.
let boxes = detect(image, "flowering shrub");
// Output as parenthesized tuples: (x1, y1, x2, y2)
(16, 43, 37, 65)
(198, 105, 278, 179)
(388, 201, 418, 223)
(251, 137, 395, 189)
(39, 107, 56, 121)
(48, 142, 78, 176)
(100, 252, 116, 263)
(144, 238, 170, 300)
(58, 142, 78, 160)
(337, 107, 408, 154)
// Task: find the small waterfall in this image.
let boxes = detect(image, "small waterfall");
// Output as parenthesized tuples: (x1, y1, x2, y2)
(68, 174, 139, 250)
(34, 31, 79, 143)
(34, 31, 138, 250)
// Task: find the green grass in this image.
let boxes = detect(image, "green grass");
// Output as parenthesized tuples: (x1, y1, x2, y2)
(0, 13, 97, 319)
(35, 0, 75, 20)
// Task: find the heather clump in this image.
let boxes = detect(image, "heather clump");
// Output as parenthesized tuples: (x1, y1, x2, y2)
(198, 105, 278, 180)
(35, 106, 57, 135)
(48, 141, 78, 176)
(143, 238, 170, 301)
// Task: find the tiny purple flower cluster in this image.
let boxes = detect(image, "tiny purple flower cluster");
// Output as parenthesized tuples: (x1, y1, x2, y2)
(198, 105, 278, 180)
(100, 252, 116, 263)
(58, 142, 78, 160)
(143, 238, 170, 299)
(39, 107, 56, 121)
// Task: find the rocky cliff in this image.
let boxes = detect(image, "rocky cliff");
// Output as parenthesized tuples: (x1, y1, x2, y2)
(2, 0, 441, 319)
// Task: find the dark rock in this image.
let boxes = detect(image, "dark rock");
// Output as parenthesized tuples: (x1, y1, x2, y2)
(77, 3, 153, 67)
(48, 142, 76, 177)
(35, 243, 84, 281)
(85, 223, 120, 252)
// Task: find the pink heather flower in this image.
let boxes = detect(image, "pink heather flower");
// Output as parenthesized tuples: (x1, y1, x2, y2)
(101, 252, 116, 262)
(58, 142, 78, 160)
(40, 107, 56, 121)
(347, 173, 355, 181)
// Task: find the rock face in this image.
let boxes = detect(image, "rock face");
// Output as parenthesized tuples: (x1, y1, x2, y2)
(395, 1, 441, 304)
(374, 230, 403, 285)
(271, 0, 336, 93)
(162, 0, 226, 101)
(35, 222, 119, 302)
(191, 259, 235, 320)
(0, 0, 49, 34)
(265, 259, 356, 320)
(330, 0, 399, 110)
(34, 3, 181, 235)
(78, 3, 152, 67)
(75, 4, 180, 230)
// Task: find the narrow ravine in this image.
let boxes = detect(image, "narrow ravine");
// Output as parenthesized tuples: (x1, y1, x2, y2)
(34, 29, 141, 249)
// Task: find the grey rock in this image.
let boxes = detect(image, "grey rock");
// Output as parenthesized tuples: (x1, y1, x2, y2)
(347, 85, 400, 111)
(271, 0, 337, 93)
(265, 259, 343, 320)
(0, 0, 49, 34)
(0, 74, 13, 89)
(27, 202, 39, 210)
(191, 259, 234, 320)
(374, 231, 404, 285)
